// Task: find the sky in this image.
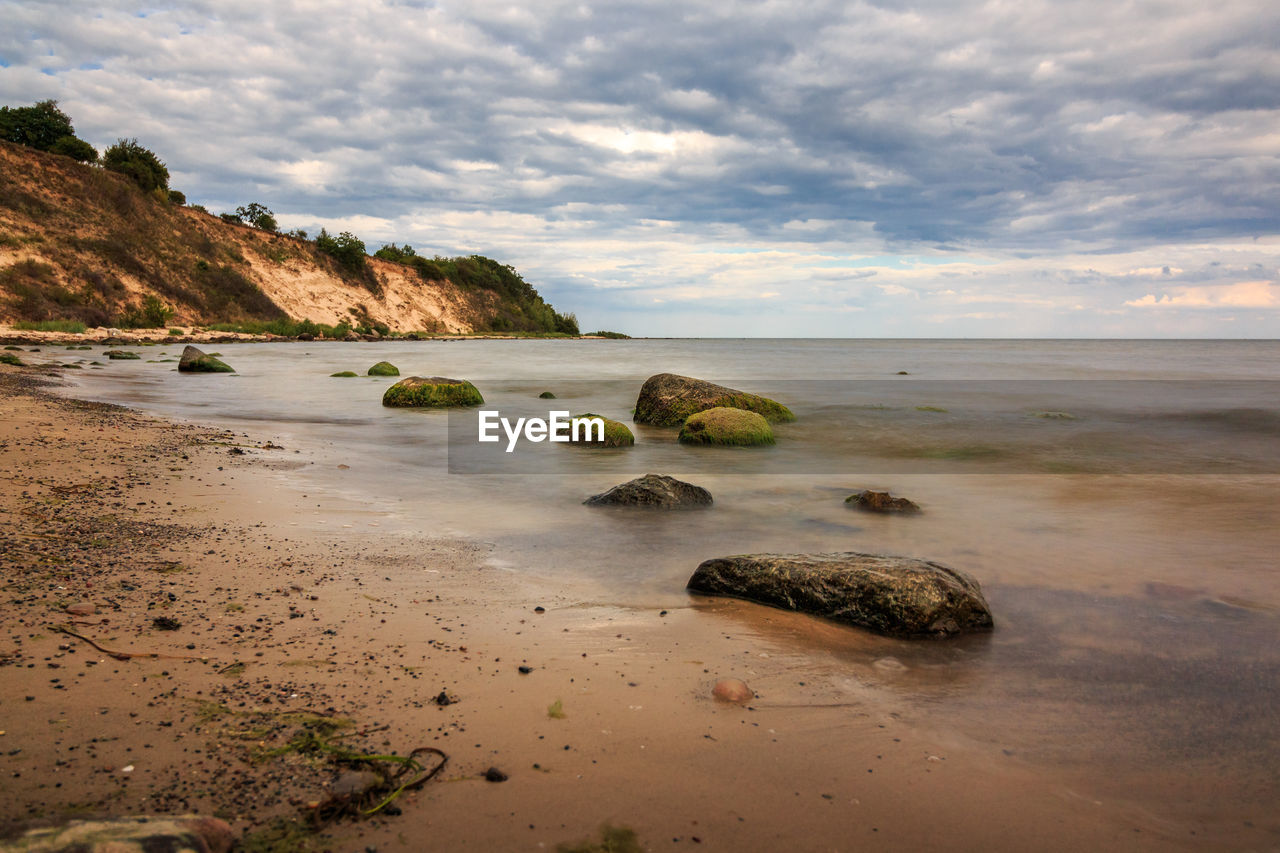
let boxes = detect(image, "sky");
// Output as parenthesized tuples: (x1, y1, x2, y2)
(2, 0, 1278, 337)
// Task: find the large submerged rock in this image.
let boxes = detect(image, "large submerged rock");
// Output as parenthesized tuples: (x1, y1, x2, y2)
(382, 376, 484, 407)
(178, 345, 233, 373)
(584, 473, 712, 508)
(633, 373, 794, 427)
(687, 552, 993, 638)
(845, 490, 921, 513)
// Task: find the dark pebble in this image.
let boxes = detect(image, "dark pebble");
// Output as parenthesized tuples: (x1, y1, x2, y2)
(518, 665, 533, 674)
(484, 767, 508, 782)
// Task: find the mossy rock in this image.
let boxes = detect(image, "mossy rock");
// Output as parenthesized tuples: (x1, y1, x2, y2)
(178, 345, 234, 373)
(634, 373, 794, 426)
(0, 352, 23, 366)
(104, 350, 140, 360)
(566, 413, 634, 447)
(538, 391, 557, 399)
(330, 371, 359, 377)
(3, 345, 20, 350)
(678, 407, 775, 446)
(368, 361, 400, 377)
(383, 376, 484, 408)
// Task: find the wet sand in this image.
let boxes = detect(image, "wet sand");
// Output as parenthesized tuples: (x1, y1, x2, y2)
(0, 363, 1267, 851)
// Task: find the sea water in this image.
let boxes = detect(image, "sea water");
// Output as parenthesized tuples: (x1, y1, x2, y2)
(47, 338, 1280, 827)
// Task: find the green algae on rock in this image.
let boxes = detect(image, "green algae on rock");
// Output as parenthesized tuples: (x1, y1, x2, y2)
(678, 406, 775, 446)
(330, 370, 359, 377)
(367, 361, 400, 377)
(382, 376, 484, 408)
(178, 345, 234, 373)
(104, 349, 141, 360)
(566, 413, 635, 447)
(634, 373, 794, 426)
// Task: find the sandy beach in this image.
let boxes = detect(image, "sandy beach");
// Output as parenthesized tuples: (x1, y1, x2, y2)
(0, 359, 1269, 852)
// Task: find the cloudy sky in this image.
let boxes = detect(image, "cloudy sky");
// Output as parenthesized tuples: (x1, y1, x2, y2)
(3, 0, 1278, 336)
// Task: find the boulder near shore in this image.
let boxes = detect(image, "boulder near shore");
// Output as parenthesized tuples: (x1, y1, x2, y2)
(846, 490, 921, 513)
(633, 373, 795, 426)
(0, 814, 234, 853)
(382, 376, 484, 407)
(687, 552, 993, 638)
(678, 406, 775, 446)
(584, 473, 712, 507)
(177, 345, 234, 373)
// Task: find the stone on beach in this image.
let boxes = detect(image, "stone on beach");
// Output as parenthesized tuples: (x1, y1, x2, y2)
(633, 373, 794, 426)
(382, 376, 484, 407)
(712, 678, 754, 704)
(1, 814, 234, 853)
(177, 345, 234, 373)
(687, 552, 993, 638)
(584, 473, 712, 508)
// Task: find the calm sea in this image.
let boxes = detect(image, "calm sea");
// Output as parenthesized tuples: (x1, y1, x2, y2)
(45, 338, 1280, 829)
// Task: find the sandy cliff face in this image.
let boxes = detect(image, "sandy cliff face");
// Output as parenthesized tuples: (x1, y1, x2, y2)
(0, 142, 495, 332)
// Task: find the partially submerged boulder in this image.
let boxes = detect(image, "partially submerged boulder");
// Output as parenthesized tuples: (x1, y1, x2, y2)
(678, 407, 774, 446)
(330, 371, 358, 377)
(104, 350, 140, 360)
(367, 361, 400, 376)
(566, 413, 635, 447)
(382, 376, 484, 407)
(584, 473, 712, 508)
(845, 490, 921, 513)
(2, 814, 234, 853)
(687, 552, 993, 638)
(634, 373, 794, 426)
(178, 345, 234, 373)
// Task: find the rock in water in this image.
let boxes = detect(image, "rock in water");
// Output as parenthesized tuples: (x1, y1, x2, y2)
(633, 373, 794, 426)
(178, 345, 234, 373)
(687, 552, 993, 638)
(104, 350, 140, 360)
(678, 407, 775, 446)
(367, 360, 400, 376)
(382, 376, 484, 407)
(565, 413, 635, 447)
(845, 490, 921, 513)
(4, 815, 234, 853)
(584, 473, 712, 508)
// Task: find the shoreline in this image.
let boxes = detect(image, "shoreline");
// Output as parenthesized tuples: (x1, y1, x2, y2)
(0, 326, 620, 347)
(0, 361, 1257, 851)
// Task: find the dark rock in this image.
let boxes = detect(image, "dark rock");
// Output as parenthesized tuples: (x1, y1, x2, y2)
(382, 376, 484, 407)
(687, 552, 993, 638)
(435, 691, 454, 706)
(518, 665, 533, 674)
(845, 490, 921, 513)
(178, 345, 234, 373)
(296, 333, 315, 341)
(152, 616, 182, 631)
(104, 350, 140, 360)
(533, 606, 545, 613)
(584, 473, 712, 508)
(3, 815, 234, 853)
(484, 767, 509, 782)
(538, 391, 556, 399)
(634, 373, 794, 426)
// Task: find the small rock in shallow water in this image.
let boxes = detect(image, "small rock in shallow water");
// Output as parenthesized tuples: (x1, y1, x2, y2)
(712, 678, 754, 704)
(845, 490, 920, 513)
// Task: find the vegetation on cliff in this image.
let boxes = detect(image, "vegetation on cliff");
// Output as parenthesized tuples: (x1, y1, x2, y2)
(0, 101, 582, 336)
